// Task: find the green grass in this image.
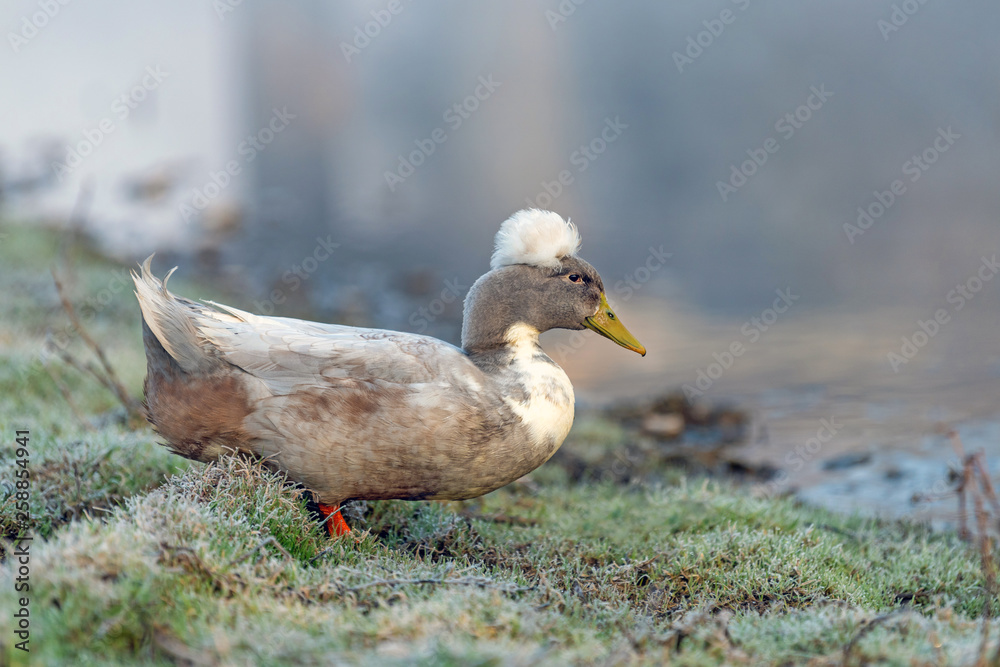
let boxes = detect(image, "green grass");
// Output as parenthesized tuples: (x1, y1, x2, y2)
(0, 224, 187, 547)
(0, 220, 992, 665)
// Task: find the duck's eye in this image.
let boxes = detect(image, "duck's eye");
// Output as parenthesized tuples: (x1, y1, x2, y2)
(568, 274, 582, 283)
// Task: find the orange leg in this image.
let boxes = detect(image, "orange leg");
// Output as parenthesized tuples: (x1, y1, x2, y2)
(317, 502, 351, 537)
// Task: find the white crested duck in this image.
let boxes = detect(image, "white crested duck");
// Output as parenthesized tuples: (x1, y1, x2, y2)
(133, 209, 645, 535)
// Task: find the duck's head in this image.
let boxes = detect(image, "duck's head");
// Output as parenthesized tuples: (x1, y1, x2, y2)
(462, 209, 646, 357)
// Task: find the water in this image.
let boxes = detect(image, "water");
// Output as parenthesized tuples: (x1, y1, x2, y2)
(558, 296, 1000, 527)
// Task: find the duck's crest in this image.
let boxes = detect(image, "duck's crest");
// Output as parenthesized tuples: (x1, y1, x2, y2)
(490, 209, 581, 271)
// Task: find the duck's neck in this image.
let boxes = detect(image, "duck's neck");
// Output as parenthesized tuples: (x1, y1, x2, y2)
(462, 270, 517, 357)
(461, 267, 558, 358)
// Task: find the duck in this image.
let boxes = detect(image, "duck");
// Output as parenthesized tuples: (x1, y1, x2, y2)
(132, 209, 645, 536)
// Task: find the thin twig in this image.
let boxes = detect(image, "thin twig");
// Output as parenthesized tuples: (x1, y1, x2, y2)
(842, 609, 907, 665)
(51, 269, 139, 417)
(49, 339, 121, 401)
(975, 491, 996, 666)
(458, 509, 539, 526)
(228, 536, 293, 567)
(973, 451, 1000, 518)
(309, 547, 337, 566)
(815, 523, 860, 543)
(949, 430, 967, 459)
(49, 337, 109, 383)
(343, 576, 535, 595)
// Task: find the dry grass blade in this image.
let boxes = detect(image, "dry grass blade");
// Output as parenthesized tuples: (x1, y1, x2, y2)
(229, 536, 293, 567)
(950, 432, 1000, 666)
(153, 627, 217, 667)
(344, 575, 535, 595)
(972, 489, 1000, 667)
(842, 609, 907, 666)
(458, 508, 539, 526)
(974, 451, 1000, 518)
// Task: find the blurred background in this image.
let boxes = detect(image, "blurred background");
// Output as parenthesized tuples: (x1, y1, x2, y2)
(3, 0, 999, 519)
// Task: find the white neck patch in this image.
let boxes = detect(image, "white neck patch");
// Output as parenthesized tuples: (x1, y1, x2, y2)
(501, 323, 575, 449)
(491, 209, 582, 271)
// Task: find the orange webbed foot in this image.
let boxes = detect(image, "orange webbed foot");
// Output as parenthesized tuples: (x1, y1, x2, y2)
(317, 502, 351, 537)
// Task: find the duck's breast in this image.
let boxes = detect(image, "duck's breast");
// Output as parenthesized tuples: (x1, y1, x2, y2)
(499, 343, 575, 455)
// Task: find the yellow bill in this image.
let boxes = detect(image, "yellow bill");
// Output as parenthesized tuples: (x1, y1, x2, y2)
(583, 293, 646, 356)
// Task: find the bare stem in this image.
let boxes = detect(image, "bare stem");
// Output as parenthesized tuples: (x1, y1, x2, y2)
(51, 268, 140, 419)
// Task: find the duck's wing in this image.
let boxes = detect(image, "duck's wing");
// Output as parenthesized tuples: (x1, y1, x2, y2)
(194, 300, 479, 394)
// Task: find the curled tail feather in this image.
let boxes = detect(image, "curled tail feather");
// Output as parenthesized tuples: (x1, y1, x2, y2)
(132, 255, 218, 374)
